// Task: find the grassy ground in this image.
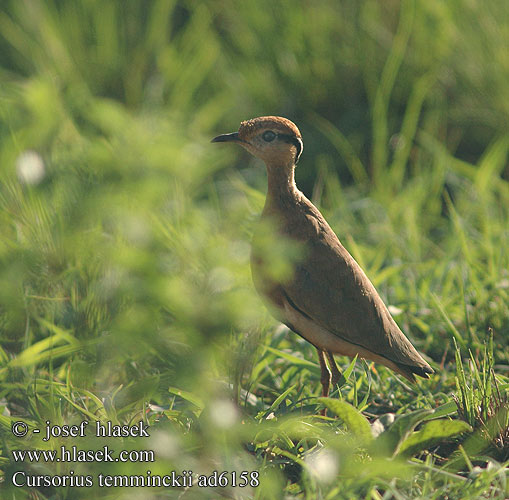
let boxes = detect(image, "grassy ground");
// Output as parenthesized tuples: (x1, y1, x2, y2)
(0, 1, 508, 498)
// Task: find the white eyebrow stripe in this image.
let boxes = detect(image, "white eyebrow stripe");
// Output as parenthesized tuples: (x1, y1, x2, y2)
(294, 137, 303, 163)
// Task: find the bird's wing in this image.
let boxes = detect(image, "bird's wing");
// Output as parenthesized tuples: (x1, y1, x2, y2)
(280, 202, 430, 371)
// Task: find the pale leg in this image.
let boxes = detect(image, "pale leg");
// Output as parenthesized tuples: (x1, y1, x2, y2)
(326, 350, 342, 388)
(317, 349, 331, 397)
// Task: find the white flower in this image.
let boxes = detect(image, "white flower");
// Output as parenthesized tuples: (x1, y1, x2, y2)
(209, 398, 238, 428)
(305, 448, 339, 483)
(149, 430, 180, 459)
(16, 151, 45, 185)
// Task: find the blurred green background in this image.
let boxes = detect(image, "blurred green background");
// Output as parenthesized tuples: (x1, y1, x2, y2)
(0, 1, 508, 498)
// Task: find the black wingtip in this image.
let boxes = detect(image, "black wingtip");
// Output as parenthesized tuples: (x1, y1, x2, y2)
(414, 365, 434, 378)
(396, 362, 434, 382)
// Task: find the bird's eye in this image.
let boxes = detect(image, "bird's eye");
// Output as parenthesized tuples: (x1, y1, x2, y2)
(262, 131, 276, 142)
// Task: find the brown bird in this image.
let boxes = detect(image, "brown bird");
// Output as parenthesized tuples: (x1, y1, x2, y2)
(212, 116, 433, 398)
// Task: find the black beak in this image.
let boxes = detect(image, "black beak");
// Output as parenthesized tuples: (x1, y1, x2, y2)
(211, 132, 240, 143)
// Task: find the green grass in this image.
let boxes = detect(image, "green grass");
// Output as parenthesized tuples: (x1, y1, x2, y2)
(0, 0, 508, 498)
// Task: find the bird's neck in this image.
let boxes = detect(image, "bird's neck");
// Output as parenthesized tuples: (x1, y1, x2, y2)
(265, 162, 299, 202)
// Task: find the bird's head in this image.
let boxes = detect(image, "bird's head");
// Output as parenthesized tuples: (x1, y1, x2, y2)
(212, 116, 303, 168)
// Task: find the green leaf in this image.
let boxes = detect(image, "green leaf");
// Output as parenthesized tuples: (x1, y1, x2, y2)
(475, 135, 509, 194)
(6, 338, 80, 370)
(341, 354, 358, 383)
(263, 345, 318, 369)
(423, 401, 458, 420)
(318, 398, 373, 444)
(261, 384, 297, 418)
(374, 409, 433, 457)
(310, 113, 368, 185)
(431, 293, 466, 348)
(398, 419, 472, 457)
(168, 386, 204, 410)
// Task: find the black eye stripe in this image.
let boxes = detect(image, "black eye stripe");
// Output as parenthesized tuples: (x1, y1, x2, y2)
(260, 131, 303, 163)
(278, 134, 303, 163)
(278, 134, 299, 146)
